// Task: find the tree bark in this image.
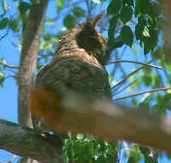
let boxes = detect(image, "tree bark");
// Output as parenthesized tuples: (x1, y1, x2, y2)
(0, 119, 63, 163)
(163, 0, 171, 61)
(18, 0, 48, 127)
(17, 1, 49, 162)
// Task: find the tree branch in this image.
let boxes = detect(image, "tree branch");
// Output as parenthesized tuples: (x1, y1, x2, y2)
(0, 119, 63, 163)
(0, 59, 18, 69)
(29, 97, 171, 155)
(64, 100, 171, 155)
(113, 87, 171, 101)
(18, 0, 48, 127)
(0, 30, 8, 41)
(112, 66, 143, 90)
(109, 60, 162, 69)
(1, 100, 171, 159)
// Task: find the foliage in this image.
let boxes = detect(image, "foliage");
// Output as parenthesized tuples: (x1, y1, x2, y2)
(63, 135, 118, 163)
(0, 0, 170, 162)
(107, 0, 160, 54)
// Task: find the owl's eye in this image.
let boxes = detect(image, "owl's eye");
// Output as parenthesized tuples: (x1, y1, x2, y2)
(96, 32, 107, 45)
(96, 32, 101, 37)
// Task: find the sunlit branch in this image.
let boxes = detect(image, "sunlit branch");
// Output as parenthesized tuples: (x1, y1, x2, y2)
(0, 61, 18, 69)
(113, 80, 137, 97)
(112, 66, 144, 90)
(113, 87, 171, 101)
(108, 60, 162, 69)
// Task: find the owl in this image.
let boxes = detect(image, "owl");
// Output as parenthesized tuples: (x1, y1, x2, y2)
(30, 18, 112, 137)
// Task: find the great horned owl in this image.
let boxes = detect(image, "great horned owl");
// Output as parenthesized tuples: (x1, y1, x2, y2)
(30, 19, 112, 136)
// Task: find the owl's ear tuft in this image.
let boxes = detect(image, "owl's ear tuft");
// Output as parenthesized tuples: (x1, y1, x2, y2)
(79, 12, 105, 30)
(88, 12, 105, 28)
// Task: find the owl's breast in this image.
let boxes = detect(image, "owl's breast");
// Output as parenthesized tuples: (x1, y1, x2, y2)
(35, 54, 111, 100)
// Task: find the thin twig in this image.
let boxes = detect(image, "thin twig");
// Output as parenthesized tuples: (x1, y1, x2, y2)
(118, 63, 127, 77)
(113, 87, 171, 101)
(113, 80, 138, 97)
(0, 61, 18, 69)
(112, 66, 144, 90)
(108, 60, 162, 69)
(0, 31, 8, 41)
(110, 50, 119, 78)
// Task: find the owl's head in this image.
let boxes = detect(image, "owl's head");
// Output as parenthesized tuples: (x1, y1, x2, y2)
(57, 14, 108, 65)
(75, 15, 107, 65)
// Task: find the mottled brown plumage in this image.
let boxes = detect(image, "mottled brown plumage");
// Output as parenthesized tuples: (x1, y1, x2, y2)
(30, 21, 112, 134)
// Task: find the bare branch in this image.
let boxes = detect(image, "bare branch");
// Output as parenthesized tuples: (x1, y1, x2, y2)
(0, 60, 18, 69)
(113, 79, 138, 96)
(113, 87, 171, 101)
(0, 31, 8, 41)
(112, 66, 143, 90)
(0, 119, 63, 163)
(108, 60, 162, 69)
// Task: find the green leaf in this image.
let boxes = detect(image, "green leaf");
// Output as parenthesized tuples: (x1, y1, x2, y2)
(9, 19, 19, 32)
(148, 2, 160, 18)
(108, 16, 118, 45)
(143, 26, 150, 37)
(108, 16, 124, 48)
(107, 0, 122, 15)
(0, 17, 9, 29)
(127, 146, 142, 163)
(135, 16, 146, 41)
(149, 28, 158, 48)
(142, 73, 152, 85)
(73, 7, 85, 17)
(143, 38, 152, 54)
(0, 72, 5, 86)
(120, 5, 133, 23)
(135, 0, 160, 18)
(143, 27, 158, 54)
(135, 23, 143, 41)
(64, 15, 76, 29)
(135, 15, 158, 53)
(135, 0, 149, 16)
(140, 146, 155, 163)
(57, 0, 65, 10)
(63, 136, 118, 162)
(120, 25, 133, 47)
